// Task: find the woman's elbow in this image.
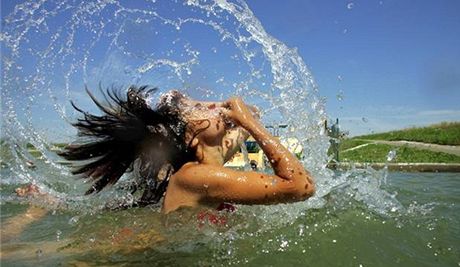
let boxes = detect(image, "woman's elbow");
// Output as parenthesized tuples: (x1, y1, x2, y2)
(282, 178, 315, 201)
(304, 181, 315, 198)
(297, 180, 315, 200)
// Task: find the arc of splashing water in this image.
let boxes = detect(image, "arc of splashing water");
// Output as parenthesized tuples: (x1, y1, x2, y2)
(1, 0, 329, 206)
(203, 1, 405, 219)
(210, 0, 332, 185)
(1, 0, 403, 218)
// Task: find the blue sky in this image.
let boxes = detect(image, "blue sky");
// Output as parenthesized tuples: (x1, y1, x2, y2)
(246, 0, 460, 135)
(2, 0, 460, 139)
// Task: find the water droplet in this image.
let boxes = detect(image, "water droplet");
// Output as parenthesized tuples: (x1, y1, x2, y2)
(280, 240, 289, 249)
(336, 90, 344, 101)
(347, 2, 354, 9)
(387, 150, 397, 162)
(298, 224, 304, 236)
(68, 216, 79, 225)
(36, 249, 43, 258)
(56, 230, 62, 241)
(362, 117, 368, 123)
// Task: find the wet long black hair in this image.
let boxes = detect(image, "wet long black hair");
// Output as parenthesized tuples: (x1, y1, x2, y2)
(59, 86, 194, 206)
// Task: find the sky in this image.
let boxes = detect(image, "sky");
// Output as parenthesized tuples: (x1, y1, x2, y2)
(2, 0, 460, 139)
(246, 0, 460, 135)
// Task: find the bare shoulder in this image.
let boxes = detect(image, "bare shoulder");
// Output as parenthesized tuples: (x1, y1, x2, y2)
(172, 162, 314, 205)
(172, 162, 242, 189)
(174, 162, 276, 188)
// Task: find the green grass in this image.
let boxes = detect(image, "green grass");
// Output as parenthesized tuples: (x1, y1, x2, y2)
(354, 122, 460, 145)
(340, 144, 460, 163)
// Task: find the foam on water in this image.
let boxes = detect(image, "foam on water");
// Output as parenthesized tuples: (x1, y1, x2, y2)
(1, 0, 403, 223)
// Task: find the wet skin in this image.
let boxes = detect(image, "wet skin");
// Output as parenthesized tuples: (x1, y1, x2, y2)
(0, 96, 315, 260)
(3, 96, 315, 216)
(162, 97, 315, 213)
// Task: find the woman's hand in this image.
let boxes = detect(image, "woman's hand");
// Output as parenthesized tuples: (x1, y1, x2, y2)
(222, 97, 259, 128)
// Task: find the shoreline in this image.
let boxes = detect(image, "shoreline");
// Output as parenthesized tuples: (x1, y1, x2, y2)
(327, 162, 460, 172)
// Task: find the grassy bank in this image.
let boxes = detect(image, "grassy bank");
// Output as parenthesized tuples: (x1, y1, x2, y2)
(340, 143, 460, 163)
(354, 122, 460, 145)
(334, 122, 460, 164)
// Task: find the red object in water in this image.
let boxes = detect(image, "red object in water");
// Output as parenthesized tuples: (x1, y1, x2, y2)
(216, 202, 236, 212)
(197, 203, 236, 228)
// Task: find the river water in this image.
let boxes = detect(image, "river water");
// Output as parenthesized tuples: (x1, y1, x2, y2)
(1, 169, 459, 266)
(1, 1, 459, 266)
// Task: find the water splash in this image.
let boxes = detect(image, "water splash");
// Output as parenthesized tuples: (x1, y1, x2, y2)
(1, 0, 402, 223)
(387, 149, 397, 162)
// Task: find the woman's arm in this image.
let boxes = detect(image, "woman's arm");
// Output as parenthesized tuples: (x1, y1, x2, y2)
(173, 98, 315, 205)
(223, 98, 312, 184)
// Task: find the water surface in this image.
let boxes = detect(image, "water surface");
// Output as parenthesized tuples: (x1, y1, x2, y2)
(1, 1, 459, 266)
(1, 171, 458, 266)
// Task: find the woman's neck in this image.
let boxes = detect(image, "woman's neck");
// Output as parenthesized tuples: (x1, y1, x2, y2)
(198, 145, 225, 166)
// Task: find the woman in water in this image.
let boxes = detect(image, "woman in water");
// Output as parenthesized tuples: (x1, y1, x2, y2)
(59, 86, 315, 213)
(1, 86, 315, 259)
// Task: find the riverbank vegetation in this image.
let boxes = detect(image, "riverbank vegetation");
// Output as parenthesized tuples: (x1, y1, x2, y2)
(335, 122, 460, 164)
(353, 122, 460, 146)
(339, 143, 460, 163)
